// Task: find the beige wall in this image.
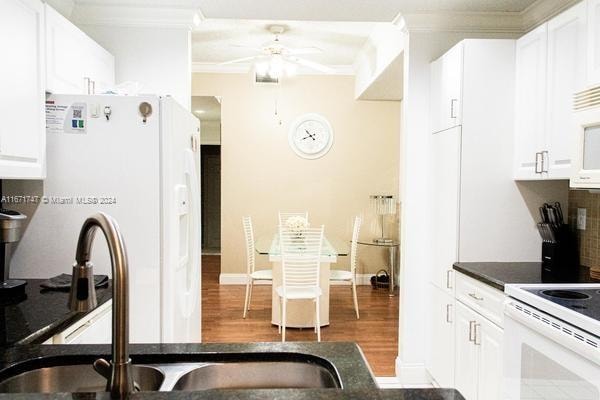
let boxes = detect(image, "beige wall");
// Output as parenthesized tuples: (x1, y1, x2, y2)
(192, 73, 401, 276)
(200, 120, 221, 145)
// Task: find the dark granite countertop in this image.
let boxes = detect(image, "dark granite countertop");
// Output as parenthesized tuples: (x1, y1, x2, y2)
(453, 262, 596, 291)
(0, 342, 465, 399)
(0, 279, 111, 346)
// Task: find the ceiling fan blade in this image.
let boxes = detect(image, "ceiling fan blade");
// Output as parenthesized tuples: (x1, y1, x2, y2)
(287, 47, 323, 55)
(287, 56, 335, 74)
(219, 56, 260, 66)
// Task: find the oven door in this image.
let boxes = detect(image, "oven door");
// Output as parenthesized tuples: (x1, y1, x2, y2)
(571, 106, 600, 189)
(504, 300, 600, 400)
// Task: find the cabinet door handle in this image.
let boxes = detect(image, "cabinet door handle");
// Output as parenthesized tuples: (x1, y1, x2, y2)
(450, 99, 458, 119)
(468, 320, 476, 342)
(84, 77, 91, 95)
(468, 292, 484, 301)
(446, 304, 453, 323)
(535, 152, 542, 173)
(542, 150, 549, 173)
(446, 270, 453, 289)
(91, 80, 96, 95)
(474, 323, 481, 345)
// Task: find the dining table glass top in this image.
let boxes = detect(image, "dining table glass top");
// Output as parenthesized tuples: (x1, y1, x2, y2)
(255, 233, 349, 257)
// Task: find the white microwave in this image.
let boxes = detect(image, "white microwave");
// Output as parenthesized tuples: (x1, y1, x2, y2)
(571, 86, 600, 189)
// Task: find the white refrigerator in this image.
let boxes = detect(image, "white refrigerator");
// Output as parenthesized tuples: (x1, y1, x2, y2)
(8, 94, 201, 344)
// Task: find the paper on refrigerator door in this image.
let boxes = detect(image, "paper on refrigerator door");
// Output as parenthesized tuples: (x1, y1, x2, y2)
(46, 101, 87, 134)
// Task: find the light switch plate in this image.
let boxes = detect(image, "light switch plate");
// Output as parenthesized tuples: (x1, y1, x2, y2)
(577, 208, 587, 230)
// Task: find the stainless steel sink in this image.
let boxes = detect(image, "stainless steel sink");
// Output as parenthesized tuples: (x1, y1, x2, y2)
(0, 364, 164, 393)
(0, 359, 341, 393)
(170, 362, 340, 390)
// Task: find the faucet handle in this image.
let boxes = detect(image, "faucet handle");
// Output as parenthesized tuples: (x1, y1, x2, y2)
(93, 358, 111, 380)
(68, 261, 98, 312)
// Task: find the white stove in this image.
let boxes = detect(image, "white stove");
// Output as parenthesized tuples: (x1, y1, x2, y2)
(504, 284, 600, 400)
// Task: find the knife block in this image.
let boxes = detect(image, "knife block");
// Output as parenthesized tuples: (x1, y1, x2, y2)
(541, 225, 580, 283)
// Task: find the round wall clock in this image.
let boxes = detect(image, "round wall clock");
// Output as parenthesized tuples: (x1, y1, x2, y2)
(288, 113, 334, 159)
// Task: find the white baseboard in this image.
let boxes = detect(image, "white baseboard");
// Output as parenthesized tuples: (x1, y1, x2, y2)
(395, 358, 431, 385)
(218, 273, 374, 285)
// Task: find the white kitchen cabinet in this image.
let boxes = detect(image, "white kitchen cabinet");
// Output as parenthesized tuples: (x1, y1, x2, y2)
(454, 301, 479, 400)
(546, 1, 587, 179)
(430, 43, 463, 134)
(453, 273, 504, 400)
(454, 300, 503, 400)
(52, 300, 112, 344)
(514, 1, 587, 180)
(588, 0, 600, 86)
(0, 0, 46, 179)
(430, 126, 460, 295)
(476, 316, 503, 400)
(514, 24, 547, 180)
(45, 4, 114, 95)
(426, 284, 455, 388)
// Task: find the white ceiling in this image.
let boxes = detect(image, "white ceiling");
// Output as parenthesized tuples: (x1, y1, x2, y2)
(194, 0, 540, 21)
(191, 19, 376, 66)
(69, 0, 543, 21)
(191, 96, 221, 121)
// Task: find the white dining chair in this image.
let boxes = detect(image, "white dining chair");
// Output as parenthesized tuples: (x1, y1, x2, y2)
(277, 225, 324, 342)
(330, 216, 361, 319)
(242, 216, 272, 318)
(278, 211, 309, 226)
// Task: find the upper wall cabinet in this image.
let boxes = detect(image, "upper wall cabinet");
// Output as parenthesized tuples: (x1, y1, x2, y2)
(45, 4, 115, 94)
(589, 0, 600, 86)
(0, 0, 46, 179)
(514, 25, 547, 180)
(430, 43, 464, 134)
(514, 1, 587, 180)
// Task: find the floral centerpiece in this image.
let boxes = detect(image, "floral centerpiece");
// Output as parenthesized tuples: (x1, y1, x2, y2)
(285, 216, 309, 237)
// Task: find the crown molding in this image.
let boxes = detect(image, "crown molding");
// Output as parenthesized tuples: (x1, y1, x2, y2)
(69, 4, 196, 29)
(520, 0, 581, 32)
(191, 62, 355, 76)
(402, 11, 524, 33)
(401, 0, 582, 34)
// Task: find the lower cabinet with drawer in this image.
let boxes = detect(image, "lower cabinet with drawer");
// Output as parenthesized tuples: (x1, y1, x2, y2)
(427, 271, 505, 400)
(45, 300, 112, 344)
(454, 301, 503, 400)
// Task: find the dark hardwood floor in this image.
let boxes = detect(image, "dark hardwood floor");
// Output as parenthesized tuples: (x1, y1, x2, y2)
(201, 255, 399, 376)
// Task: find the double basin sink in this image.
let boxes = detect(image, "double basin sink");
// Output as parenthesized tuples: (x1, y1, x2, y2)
(0, 356, 341, 393)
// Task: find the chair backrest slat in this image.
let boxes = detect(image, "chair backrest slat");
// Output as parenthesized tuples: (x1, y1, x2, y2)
(350, 216, 362, 274)
(242, 216, 255, 274)
(279, 225, 324, 292)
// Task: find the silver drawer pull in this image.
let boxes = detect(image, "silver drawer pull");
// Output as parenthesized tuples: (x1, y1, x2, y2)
(446, 304, 453, 323)
(468, 320, 476, 342)
(474, 323, 481, 345)
(468, 292, 484, 301)
(446, 270, 453, 289)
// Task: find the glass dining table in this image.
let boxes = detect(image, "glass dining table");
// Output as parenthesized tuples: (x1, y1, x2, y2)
(255, 233, 349, 328)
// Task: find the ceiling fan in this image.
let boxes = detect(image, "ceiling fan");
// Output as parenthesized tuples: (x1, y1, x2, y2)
(219, 25, 335, 76)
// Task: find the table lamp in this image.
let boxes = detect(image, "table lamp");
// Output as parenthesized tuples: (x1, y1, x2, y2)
(370, 195, 396, 244)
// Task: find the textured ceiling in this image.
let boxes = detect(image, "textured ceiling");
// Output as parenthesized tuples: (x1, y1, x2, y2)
(191, 19, 375, 65)
(72, 0, 542, 20)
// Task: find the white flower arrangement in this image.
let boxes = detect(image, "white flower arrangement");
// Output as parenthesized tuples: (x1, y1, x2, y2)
(285, 216, 309, 232)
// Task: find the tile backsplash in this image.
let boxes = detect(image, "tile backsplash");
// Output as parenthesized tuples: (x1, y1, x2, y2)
(568, 190, 600, 274)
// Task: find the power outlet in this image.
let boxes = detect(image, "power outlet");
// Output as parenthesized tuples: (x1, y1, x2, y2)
(577, 208, 587, 230)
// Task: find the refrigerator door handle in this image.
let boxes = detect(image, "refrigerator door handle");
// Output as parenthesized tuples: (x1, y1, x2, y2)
(181, 149, 201, 320)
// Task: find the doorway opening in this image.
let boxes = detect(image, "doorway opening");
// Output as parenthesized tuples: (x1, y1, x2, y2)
(193, 96, 221, 256)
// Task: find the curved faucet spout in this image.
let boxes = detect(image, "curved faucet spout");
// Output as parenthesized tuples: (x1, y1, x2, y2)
(69, 212, 134, 399)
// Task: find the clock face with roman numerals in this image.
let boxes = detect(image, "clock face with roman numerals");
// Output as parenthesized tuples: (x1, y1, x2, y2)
(288, 113, 334, 159)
